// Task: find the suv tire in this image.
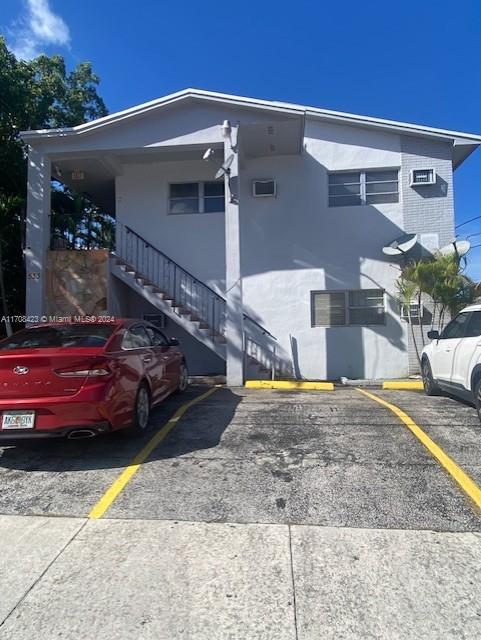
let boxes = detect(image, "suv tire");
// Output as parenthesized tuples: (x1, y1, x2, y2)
(422, 358, 440, 396)
(474, 379, 481, 423)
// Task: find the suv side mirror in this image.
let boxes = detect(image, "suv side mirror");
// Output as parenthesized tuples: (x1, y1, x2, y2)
(427, 330, 440, 340)
(169, 337, 180, 347)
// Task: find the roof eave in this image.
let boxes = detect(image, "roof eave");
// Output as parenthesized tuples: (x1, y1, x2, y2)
(19, 88, 481, 165)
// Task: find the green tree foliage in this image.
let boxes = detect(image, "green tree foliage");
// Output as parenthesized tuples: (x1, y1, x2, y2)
(397, 253, 481, 366)
(0, 37, 109, 327)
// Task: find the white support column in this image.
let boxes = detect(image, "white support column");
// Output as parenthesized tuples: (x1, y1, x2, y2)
(25, 146, 51, 318)
(224, 125, 244, 386)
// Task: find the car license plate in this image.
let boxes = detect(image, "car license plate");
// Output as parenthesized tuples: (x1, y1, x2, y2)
(2, 411, 35, 430)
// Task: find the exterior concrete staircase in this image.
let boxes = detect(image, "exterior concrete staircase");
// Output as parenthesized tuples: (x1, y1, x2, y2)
(111, 224, 293, 380)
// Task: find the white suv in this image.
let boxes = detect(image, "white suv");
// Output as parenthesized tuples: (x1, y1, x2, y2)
(421, 304, 481, 418)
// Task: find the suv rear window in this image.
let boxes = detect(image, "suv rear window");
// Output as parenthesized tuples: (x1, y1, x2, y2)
(0, 325, 115, 349)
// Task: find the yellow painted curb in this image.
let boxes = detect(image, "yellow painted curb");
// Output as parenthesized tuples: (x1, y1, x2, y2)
(382, 380, 424, 390)
(357, 388, 481, 511)
(88, 386, 219, 519)
(245, 380, 334, 391)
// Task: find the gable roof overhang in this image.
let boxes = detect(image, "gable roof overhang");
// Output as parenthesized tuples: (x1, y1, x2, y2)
(20, 88, 481, 168)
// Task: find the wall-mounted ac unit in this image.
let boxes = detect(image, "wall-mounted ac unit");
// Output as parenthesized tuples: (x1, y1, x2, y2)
(400, 303, 423, 321)
(143, 313, 166, 329)
(410, 168, 436, 186)
(252, 180, 276, 197)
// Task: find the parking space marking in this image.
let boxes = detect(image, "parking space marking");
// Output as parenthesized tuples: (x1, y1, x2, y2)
(88, 387, 219, 519)
(357, 388, 481, 511)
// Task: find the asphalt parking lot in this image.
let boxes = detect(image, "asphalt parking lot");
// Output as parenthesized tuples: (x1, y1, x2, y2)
(1, 386, 481, 638)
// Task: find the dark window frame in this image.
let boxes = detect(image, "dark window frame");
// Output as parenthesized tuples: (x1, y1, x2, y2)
(168, 180, 225, 215)
(311, 289, 386, 327)
(328, 168, 399, 207)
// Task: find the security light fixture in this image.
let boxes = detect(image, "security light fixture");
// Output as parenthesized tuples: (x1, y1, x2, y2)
(221, 120, 232, 138)
(202, 148, 215, 161)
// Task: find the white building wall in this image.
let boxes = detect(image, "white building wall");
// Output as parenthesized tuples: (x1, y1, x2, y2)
(240, 121, 407, 380)
(116, 159, 226, 292)
(115, 117, 456, 380)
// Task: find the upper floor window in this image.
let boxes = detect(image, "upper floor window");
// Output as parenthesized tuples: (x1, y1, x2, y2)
(328, 169, 399, 207)
(169, 181, 225, 214)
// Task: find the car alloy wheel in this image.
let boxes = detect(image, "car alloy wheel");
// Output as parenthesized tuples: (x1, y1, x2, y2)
(422, 359, 438, 396)
(136, 386, 150, 430)
(178, 364, 189, 393)
(475, 380, 481, 424)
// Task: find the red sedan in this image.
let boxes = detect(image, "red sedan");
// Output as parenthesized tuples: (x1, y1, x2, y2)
(0, 319, 188, 440)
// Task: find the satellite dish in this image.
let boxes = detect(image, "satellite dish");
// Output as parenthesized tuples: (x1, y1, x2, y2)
(214, 154, 235, 179)
(439, 239, 471, 258)
(382, 233, 417, 256)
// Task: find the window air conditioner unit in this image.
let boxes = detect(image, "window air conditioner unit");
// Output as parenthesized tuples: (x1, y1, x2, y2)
(400, 303, 423, 321)
(410, 168, 436, 186)
(252, 180, 276, 197)
(142, 313, 167, 329)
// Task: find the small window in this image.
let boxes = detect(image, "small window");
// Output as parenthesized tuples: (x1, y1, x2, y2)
(204, 181, 225, 213)
(441, 313, 470, 339)
(122, 325, 151, 349)
(329, 169, 399, 207)
(311, 289, 385, 327)
(169, 183, 199, 214)
(311, 292, 347, 327)
(169, 181, 225, 214)
(365, 170, 399, 205)
(465, 311, 481, 338)
(349, 289, 385, 325)
(328, 172, 362, 207)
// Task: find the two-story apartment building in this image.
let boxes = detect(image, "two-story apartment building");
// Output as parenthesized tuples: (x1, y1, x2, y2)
(21, 89, 481, 384)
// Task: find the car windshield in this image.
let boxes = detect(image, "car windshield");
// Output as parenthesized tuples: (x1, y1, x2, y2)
(0, 325, 115, 349)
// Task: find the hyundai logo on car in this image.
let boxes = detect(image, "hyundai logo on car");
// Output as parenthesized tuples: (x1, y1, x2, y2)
(13, 366, 29, 375)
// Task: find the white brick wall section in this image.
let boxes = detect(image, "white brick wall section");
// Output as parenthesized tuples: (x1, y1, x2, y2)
(400, 136, 455, 373)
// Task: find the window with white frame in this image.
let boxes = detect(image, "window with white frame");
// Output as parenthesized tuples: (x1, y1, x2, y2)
(311, 289, 385, 327)
(328, 169, 399, 207)
(169, 181, 225, 214)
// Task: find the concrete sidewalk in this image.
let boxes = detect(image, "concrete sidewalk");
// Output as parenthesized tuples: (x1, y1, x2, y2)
(1, 515, 481, 639)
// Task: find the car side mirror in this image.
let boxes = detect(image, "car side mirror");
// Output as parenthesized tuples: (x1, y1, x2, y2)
(427, 330, 440, 340)
(169, 337, 179, 346)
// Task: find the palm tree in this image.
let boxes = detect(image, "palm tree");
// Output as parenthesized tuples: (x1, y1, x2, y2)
(397, 252, 480, 368)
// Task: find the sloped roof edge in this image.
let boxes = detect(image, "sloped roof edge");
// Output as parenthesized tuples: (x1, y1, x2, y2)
(20, 88, 481, 148)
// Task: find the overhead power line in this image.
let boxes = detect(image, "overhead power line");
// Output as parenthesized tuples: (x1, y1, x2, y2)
(456, 215, 481, 229)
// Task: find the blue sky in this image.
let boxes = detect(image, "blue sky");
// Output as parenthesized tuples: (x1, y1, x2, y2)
(3, 0, 481, 276)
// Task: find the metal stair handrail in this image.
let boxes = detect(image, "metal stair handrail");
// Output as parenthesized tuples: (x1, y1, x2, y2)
(116, 224, 291, 376)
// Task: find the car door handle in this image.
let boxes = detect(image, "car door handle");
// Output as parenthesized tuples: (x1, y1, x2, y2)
(143, 356, 152, 363)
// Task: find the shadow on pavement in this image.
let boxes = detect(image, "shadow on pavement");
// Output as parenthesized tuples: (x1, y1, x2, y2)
(0, 386, 241, 473)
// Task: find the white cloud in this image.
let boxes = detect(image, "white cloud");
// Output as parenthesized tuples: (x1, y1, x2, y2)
(9, 0, 70, 60)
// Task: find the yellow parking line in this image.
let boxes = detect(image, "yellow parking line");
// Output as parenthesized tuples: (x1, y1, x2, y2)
(88, 386, 219, 519)
(245, 380, 334, 391)
(357, 388, 481, 511)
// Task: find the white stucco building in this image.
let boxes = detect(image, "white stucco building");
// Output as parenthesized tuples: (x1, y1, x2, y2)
(21, 89, 481, 384)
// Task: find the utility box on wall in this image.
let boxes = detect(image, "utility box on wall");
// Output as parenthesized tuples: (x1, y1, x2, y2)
(45, 249, 109, 317)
